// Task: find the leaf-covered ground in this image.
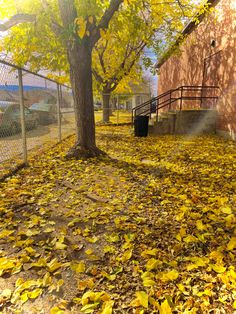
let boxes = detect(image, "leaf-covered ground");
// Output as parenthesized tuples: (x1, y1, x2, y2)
(0, 123, 236, 314)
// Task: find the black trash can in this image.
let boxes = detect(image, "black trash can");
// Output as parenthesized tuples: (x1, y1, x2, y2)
(134, 116, 149, 137)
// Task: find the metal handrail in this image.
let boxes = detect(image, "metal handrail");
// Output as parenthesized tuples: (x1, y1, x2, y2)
(131, 85, 219, 123)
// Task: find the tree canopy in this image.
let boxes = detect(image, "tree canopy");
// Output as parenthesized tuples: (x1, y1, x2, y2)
(0, 0, 207, 156)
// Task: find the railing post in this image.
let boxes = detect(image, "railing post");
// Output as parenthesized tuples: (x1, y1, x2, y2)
(156, 99, 159, 122)
(57, 83, 62, 142)
(180, 87, 183, 111)
(18, 68, 27, 165)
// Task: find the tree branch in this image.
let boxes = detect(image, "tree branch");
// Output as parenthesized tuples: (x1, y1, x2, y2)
(0, 14, 36, 31)
(91, 0, 123, 47)
(94, 39, 108, 74)
(92, 69, 103, 84)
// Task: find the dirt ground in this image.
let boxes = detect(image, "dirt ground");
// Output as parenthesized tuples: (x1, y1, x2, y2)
(0, 123, 236, 314)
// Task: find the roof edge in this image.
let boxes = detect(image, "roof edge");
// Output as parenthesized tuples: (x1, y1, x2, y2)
(154, 0, 221, 69)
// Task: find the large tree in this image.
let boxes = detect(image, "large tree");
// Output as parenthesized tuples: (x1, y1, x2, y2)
(0, 0, 123, 157)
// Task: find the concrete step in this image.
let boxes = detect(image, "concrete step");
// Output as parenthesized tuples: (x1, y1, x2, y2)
(149, 109, 217, 136)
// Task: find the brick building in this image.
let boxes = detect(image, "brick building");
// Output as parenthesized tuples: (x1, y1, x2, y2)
(156, 0, 236, 140)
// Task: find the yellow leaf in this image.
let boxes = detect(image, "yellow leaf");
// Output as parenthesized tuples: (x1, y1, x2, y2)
(209, 250, 224, 262)
(86, 236, 99, 243)
(180, 227, 186, 237)
(143, 277, 156, 287)
(211, 264, 226, 274)
(146, 258, 161, 271)
(31, 258, 47, 268)
(19, 279, 40, 291)
(233, 300, 236, 309)
(101, 271, 116, 281)
(26, 229, 39, 237)
(136, 291, 148, 308)
(197, 288, 212, 297)
(175, 233, 182, 241)
(159, 299, 172, 314)
(106, 233, 120, 243)
(0, 229, 14, 239)
(101, 300, 114, 314)
(227, 237, 236, 250)
(85, 249, 93, 255)
(50, 307, 65, 314)
(55, 242, 67, 250)
(47, 258, 62, 273)
(78, 278, 95, 290)
(81, 303, 99, 312)
(28, 288, 42, 299)
(160, 269, 179, 282)
(221, 206, 232, 214)
(24, 247, 36, 256)
(42, 272, 52, 287)
(56, 279, 64, 292)
(141, 248, 158, 257)
(70, 261, 85, 273)
(81, 291, 106, 305)
(16, 278, 24, 287)
(121, 249, 132, 262)
(183, 235, 198, 243)
(186, 257, 209, 271)
(103, 246, 115, 254)
(196, 220, 205, 231)
(20, 291, 28, 303)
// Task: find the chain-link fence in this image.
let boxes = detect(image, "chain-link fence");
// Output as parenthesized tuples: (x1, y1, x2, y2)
(0, 59, 74, 180)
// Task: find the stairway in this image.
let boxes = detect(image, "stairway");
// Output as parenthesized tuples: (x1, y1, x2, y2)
(132, 85, 220, 136)
(149, 109, 218, 135)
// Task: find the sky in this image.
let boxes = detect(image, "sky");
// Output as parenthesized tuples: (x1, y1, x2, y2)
(143, 48, 158, 96)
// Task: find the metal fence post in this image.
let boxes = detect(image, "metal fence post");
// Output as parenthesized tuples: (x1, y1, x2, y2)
(57, 83, 62, 142)
(117, 94, 119, 125)
(18, 68, 27, 165)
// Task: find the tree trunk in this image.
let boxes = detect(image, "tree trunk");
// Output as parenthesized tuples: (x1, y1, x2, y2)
(102, 92, 111, 123)
(58, 0, 123, 157)
(67, 40, 103, 158)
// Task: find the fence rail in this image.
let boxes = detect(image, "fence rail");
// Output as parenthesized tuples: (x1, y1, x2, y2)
(0, 59, 75, 180)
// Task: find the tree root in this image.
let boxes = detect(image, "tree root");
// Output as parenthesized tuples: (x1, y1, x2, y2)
(65, 144, 106, 159)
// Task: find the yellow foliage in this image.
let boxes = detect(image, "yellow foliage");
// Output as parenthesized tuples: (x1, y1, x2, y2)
(159, 269, 179, 282)
(159, 299, 172, 314)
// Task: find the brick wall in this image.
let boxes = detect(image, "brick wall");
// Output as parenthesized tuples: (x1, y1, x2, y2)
(158, 0, 236, 139)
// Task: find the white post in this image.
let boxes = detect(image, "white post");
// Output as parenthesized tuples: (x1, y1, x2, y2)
(117, 94, 119, 125)
(18, 68, 27, 164)
(57, 84, 62, 142)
